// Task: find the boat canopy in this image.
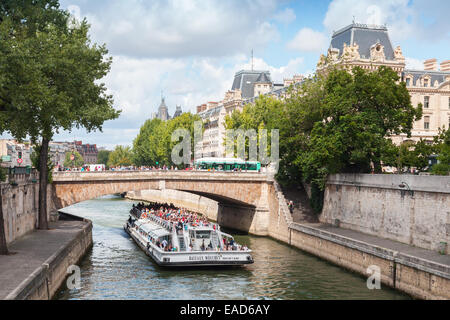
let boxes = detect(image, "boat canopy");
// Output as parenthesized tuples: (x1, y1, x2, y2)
(140, 222, 170, 239)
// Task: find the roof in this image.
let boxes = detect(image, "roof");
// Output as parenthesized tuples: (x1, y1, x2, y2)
(255, 72, 271, 83)
(231, 70, 272, 99)
(330, 23, 395, 60)
(139, 221, 170, 238)
(403, 69, 450, 86)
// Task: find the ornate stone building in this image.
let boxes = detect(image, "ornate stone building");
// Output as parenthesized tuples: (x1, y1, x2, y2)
(318, 23, 450, 144)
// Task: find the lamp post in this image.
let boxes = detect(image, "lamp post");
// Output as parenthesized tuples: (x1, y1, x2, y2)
(398, 181, 414, 197)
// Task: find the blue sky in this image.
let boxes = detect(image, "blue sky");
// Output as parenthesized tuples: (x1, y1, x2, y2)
(5, 0, 450, 149)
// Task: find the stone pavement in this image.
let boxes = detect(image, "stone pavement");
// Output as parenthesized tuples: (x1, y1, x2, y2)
(0, 220, 88, 300)
(301, 222, 450, 267)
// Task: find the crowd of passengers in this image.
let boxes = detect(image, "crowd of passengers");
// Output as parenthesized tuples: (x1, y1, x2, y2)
(130, 202, 249, 252)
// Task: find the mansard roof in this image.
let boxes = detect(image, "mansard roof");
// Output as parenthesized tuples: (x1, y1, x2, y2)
(231, 70, 272, 99)
(330, 23, 395, 60)
(403, 69, 450, 86)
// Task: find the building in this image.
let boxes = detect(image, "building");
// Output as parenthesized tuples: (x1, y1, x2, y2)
(0, 139, 33, 167)
(194, 70, 305, 158)
(152, 97, 183, 120)
(173, 105, 183, 118)
(231, 70, 272, 99)
(317, 22, 450, 144)
(157, 97, 170, 121)
(49, 141, 73, 167)
(74, 141, 98, 164)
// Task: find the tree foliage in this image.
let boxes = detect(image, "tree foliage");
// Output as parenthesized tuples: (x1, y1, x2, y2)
(226, 66, 421, 212)
(97, 149, 111, 167)
(0, 1, 120, 229)
(108, 145, 133, 167)
(63, 150, 84, 168)
(432, 127, 450, 175)
(132, 113, 201, 167)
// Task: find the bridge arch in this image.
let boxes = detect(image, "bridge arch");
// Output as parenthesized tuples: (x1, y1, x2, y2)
(51, 171, 273, 235)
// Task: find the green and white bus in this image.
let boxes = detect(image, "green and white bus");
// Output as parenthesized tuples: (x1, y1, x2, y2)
(194, 157, 261, 172)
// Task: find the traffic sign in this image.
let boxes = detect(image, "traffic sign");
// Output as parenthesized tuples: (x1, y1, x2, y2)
(17, 158, 23, 164)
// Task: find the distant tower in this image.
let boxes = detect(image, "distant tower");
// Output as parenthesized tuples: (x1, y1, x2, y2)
(173, 105, 183, 118)
(157, 97, 170, 121)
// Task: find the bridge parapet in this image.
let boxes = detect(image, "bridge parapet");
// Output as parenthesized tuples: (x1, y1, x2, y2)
(52, 171, 273, 183)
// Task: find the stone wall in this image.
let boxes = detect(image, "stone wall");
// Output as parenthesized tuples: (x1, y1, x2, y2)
(1, 179, 57, 245)
(321, 174, 450, 254)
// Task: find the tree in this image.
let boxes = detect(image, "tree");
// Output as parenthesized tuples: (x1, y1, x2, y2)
(132, 113, 201, 167)
(225, 66, 421, 213)
(432, 127, 450, 175)
(97, 150, 111, 167)
(297, 66, 421, 189)
(108, 145, 133, 167)
(63, 151, 84, 168)
(30, 143, 54, 183)
(0, 1, 120, 229)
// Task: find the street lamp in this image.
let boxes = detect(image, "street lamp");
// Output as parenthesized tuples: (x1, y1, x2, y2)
(398, 181, 414, 197)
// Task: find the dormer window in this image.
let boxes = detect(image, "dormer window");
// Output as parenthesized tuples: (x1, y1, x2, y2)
(406, 78, 410, 86)
(424, 79, 429, 87)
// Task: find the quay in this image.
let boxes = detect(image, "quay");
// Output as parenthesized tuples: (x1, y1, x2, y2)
(0, 213, 92, 300)
(0, 172, 449, 299)
(287, 222, 450, 300)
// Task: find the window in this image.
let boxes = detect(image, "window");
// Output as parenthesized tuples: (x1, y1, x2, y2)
(424, 96, 430, 108)
(406, 78, 410, 86)
(424, 116, 430, 130)
(424, 79, 429, 87)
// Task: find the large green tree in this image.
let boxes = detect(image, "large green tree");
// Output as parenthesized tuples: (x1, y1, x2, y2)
(108, 145, 133, 167)
(226, 66, 421, 213)
(133, 113, 201, 167)
(0, 1, 120, 230)
(97, 149, 111, 167)
(63, 151, 84, 168)
(297, 66, 421, 189)
(432, 128, 450, 175)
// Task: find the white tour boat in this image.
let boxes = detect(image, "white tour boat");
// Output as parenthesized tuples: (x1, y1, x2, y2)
(124, 206, 254, 267)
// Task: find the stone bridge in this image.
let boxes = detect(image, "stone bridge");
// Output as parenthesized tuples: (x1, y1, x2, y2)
(51, 171, 276, 235)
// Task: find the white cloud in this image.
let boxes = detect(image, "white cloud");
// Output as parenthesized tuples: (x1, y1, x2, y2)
(323, 0, 450, 43)
(274, 8, 296, 24)
(287, 28, 328, 53)
(71, 0, 280, 58)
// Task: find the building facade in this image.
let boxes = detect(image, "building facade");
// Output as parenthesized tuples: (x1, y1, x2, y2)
(195, 71, 304, 158)
(74, 141, 98, 164)
(318, 22, 450, 145)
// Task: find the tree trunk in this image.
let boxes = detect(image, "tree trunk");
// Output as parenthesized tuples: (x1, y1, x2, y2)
(0, 185, 8, 255)
(38, 137, 49, 230)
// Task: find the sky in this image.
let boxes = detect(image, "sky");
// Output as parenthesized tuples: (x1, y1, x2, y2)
(5, 0, 450, 149)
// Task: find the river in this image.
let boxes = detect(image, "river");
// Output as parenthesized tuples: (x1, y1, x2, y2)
(55, 194, 410, 300)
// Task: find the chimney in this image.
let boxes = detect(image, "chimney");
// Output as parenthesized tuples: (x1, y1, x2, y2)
(423, 58, 437, 71)
(440, 60, 450, 72)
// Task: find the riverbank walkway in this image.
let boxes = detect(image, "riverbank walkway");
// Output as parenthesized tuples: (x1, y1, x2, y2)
(0, 219, 90, 300)
(293, 222, 450, 273)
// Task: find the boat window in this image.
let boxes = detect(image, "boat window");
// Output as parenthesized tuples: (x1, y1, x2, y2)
(195, 231, 211, 239)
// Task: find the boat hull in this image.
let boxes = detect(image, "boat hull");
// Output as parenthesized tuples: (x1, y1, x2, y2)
(124, 224, 254, 267)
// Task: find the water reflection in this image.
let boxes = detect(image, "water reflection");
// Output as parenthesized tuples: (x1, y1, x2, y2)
(56, 195, 409, 300)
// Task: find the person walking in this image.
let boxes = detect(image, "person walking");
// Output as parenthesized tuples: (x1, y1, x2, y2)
(288, 200, 294, 214)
